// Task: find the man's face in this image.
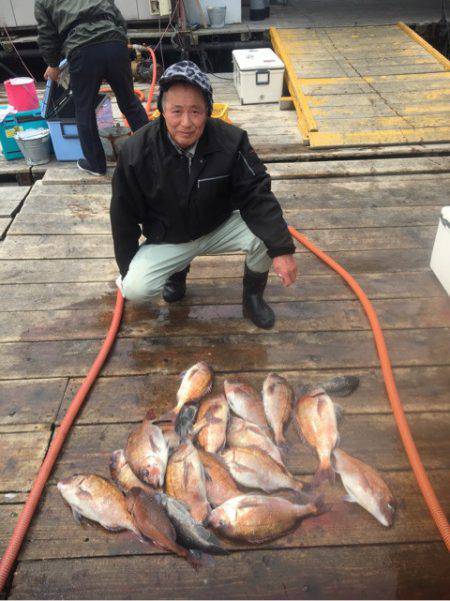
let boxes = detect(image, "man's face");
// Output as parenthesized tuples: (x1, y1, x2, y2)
(163, 83, 208, 148)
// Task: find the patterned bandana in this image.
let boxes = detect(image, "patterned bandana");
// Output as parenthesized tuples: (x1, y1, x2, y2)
(157, 60, 213, 116)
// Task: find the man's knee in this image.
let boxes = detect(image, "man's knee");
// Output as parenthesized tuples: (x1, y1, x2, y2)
(122, 273, 163, 303)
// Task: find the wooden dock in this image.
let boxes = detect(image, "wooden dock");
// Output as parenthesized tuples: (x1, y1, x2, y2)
(0, 73, 449, 599)
(271, 23, 450, 147)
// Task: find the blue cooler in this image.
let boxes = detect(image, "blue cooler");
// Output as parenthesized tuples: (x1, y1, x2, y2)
(0, 106, 49, 160)
(41, 73, 107, 161)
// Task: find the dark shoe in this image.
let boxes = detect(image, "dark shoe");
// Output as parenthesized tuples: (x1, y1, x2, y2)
(242, 264, 275, 329)
(77, 159, 106, 177)
(163, 266, 190, 303)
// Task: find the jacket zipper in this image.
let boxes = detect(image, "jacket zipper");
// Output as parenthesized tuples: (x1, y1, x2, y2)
(238, 151, 256, 176)
(197, 174, 230, 188)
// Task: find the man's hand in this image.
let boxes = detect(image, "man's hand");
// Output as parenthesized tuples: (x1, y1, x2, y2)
(273, 254, 298, 287)
(44, 66, 60, 81)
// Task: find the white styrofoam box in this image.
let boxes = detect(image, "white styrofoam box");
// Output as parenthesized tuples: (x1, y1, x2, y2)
(184, 0, 241, 26)
(232, 48, 285, 104)
(430, 206, 450, 295)
(0, 1, 17, 27)
(9, 0, 36, 26)
(115, 0, 139, 20)
(137, 0, 171, 19)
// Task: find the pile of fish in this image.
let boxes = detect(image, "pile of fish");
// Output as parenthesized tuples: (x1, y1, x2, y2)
(58, 361, 396, 566)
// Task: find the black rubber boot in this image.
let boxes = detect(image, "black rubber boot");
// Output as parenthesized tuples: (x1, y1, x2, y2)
(162, 266, 190, 303)
(242, 265, 275, 329)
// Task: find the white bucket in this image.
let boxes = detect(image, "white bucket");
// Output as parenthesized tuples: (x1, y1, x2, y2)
(14, 128, 51, 166)
(207, 6, 226, 28)
(430, 206, 450, 295)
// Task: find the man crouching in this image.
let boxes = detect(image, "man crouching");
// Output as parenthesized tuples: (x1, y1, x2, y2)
(110, 60, 297, 329)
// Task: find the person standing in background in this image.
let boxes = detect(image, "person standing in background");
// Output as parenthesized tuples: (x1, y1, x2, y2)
(35, 0, 149, 176)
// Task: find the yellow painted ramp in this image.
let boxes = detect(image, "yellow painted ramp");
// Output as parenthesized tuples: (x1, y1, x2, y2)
(270, 23, 450, 148)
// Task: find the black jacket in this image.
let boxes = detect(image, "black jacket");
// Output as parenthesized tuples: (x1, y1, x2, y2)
(110, 117, 295, 277)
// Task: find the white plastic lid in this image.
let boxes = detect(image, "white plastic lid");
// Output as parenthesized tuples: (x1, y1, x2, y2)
(9, 77, 34, 86)
(15, 128, 49, 141)
(441, 206, 450, 227)
(232, 48, 284, 71)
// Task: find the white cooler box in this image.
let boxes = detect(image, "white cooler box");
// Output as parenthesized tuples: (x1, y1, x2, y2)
(232, 48, 285, 105)
(430, 206, 450, 295)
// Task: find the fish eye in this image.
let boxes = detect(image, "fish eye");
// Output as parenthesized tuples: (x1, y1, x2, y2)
(387, 503, 395, 512)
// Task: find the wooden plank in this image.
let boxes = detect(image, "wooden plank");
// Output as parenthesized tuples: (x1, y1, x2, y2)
(0, 327, 448, 379)
(0, 185, 29, 217)
(41, 165, 114, 185)
(50, 415, 450, 480)
(0, 225, 437, 267)
(10, 542, 450, 600)
(0, 249, 436, 294)
(309, 128, 450, 148)
(272, 175, 450, 208)
(8, 470, 449, 561)
(0, 379, 67, 425)
(268, 157, 450, 179)
(57, 365, 450, 425)
(0, 269, 444, 310)
(0, 428, 51, 492)
(5, 205, 442, 235)
(2, 296, 449, 342)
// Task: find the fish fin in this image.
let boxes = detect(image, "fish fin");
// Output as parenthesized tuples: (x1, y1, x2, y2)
(183, 461, 192, 489)
(190, 418, 207, 438)
(313, 459, 335, 487)
(317, 397, 328, 419)
(333, 403, 344, 422)
(343, 493, 358, 504)
(71, 507, 84, 525)
(278, 441, 291, 456)
(323, 375, 360, 397)
(311, 493, 328, 516)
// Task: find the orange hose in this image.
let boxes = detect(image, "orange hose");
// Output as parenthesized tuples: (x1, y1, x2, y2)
(288, 226, 450, 551)
(0, 290, 124, 591)
(0, 45, 160, 592)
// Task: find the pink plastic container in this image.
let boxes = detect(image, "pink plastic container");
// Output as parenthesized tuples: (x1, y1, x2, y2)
(4, 77, 39, 111)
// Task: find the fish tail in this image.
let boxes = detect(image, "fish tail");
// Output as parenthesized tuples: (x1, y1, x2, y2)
(313, 458, 335, 487)
(312, 493, 328, 516)
(187, 550, 215, 570)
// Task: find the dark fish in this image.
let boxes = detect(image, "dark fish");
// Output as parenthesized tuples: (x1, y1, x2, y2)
(126, 488, 200, 568)
(155, 492, 229, 555)
(174, 404, 199, 439)
(322, 375, 360, 397)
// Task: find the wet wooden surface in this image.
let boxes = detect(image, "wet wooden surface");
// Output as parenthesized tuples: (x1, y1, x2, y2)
(0, 76, 449, 600)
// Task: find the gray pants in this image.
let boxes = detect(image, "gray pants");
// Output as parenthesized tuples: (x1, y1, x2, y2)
(123, 212, 272, 303)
